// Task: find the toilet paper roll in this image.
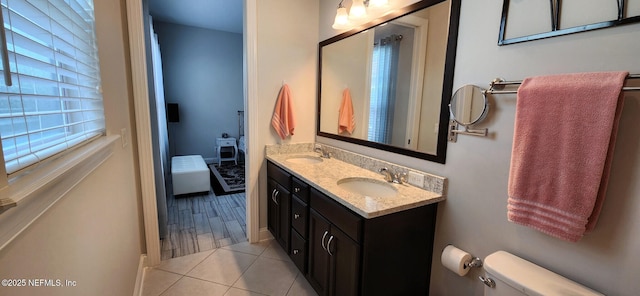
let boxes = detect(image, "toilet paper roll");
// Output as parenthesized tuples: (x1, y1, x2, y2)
(441, 245, 472, 276)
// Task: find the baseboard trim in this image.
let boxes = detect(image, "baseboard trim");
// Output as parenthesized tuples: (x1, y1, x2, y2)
(132, 254, 148, 296)
(259, 227, 274, 242)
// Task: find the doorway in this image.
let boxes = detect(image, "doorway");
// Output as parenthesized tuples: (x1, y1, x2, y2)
(126, 0, 260, 266)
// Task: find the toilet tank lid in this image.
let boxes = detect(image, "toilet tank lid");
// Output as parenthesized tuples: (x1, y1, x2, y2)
(484, 251, 604, 296)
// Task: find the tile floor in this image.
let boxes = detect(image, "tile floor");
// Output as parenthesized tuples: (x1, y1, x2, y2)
(142, 239, 318, 296)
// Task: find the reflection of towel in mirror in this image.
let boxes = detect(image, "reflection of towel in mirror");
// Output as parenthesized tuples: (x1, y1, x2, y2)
(271, 84, 296, 140)
(507, 71, 628, 242)
(338, 88, 355, 135)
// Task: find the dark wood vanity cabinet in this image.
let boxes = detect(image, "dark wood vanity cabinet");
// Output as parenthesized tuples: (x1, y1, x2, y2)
(266, 161, 438, 296)
(267, 162, 291, 252)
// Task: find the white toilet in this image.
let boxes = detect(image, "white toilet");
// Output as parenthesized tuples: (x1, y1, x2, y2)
(482, 251, 604, 296)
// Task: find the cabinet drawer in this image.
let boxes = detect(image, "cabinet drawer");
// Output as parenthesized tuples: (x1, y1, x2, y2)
(290, 230, 307, 273)
(218, 139, 235, 147)
(291, 176, 309, 203)
(310, 188, 362, 243)
(291, 195, 308, 237)
(267, 161, 290, 188)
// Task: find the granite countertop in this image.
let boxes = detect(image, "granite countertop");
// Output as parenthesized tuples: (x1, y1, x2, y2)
(266, 152, 445, 219)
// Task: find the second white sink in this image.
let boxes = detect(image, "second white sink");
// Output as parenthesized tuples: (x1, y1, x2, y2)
(285, 155, 324, 165)
(337, 177, 398, 198)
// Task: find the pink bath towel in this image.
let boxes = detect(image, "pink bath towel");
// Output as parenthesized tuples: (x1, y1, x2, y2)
(338, 88, 356, 135)
(271, 84, 296, 140)
(507, 71, 627, 242)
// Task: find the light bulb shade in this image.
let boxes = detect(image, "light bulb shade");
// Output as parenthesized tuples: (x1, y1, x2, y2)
(349, 0, 367, 20)
(332, 7, 350, 29)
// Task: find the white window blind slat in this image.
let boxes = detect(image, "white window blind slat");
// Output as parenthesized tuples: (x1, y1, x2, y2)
(0, 0, 104, 174)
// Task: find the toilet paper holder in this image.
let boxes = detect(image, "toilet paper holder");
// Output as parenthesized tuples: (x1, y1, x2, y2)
(465, 257, 483, 269)
(441, 245, 484, 276)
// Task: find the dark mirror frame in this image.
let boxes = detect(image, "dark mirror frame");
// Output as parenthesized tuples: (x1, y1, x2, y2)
(498, 0, 640, 46)
(316, 0, 461, 164)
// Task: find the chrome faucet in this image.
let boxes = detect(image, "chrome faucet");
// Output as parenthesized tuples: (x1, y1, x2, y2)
(314, 146, 331, 158)
(379, 167, 407, 184)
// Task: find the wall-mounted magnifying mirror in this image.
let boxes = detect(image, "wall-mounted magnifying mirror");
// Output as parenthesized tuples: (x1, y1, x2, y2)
(448, 84, 489, 142)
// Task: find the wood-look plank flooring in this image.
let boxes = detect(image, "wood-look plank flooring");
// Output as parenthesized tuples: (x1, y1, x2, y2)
(161, 188, 247, 260)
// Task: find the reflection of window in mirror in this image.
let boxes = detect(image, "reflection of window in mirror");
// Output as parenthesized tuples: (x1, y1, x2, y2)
(368, 34, 402, 144)
(367, 24, 416, 147)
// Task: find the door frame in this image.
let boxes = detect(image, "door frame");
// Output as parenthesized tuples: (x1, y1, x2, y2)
(125, 0, 259, 266)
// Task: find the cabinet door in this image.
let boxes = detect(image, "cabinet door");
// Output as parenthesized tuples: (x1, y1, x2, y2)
(267, 178, 291, 253)
(308, 209, 331, 295)
(328, 226, 360, 296)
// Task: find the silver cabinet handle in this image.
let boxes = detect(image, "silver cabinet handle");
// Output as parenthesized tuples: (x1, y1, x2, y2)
(294, 187, 300, 193)
(321, 231, 329, 251)
(273, 190, 280, 205)
(293, 249, 299, 255)
(326, 235, 334, 256)
(294, 213, 300, 219)
(271, 188, 277, 202)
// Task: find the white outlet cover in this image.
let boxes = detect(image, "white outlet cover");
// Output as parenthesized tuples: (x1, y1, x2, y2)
(408, 171, 424, 187)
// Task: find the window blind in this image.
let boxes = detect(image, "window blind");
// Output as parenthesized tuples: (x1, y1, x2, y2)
(0, 0, 104, 174)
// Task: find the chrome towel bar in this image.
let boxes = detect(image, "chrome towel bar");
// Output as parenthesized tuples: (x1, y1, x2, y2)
(485, 74, 640, 94)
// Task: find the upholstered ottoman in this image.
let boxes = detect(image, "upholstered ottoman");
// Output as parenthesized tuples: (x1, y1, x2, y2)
(171, 155, 210, 195)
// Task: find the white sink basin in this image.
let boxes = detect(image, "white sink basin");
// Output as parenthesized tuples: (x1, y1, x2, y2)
(285, 155, 324, 165)
(337, 177, 398, 198)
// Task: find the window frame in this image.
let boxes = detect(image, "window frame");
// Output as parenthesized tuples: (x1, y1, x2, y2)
(0, 0, 106, 177)
(0, 0, 112, 251)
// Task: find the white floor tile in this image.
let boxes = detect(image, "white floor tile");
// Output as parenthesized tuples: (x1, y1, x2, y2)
(260, 240, 292, 262)
(188, 248, 258, 285)
(156, 249, 215, 275)
(224, 287, 269, 296)
(143, 240, 320, 296)
(222, 240, 270, 256)
(141, 268, 182, 296)
(232, 256, 299, 296)
(286, 274, 318, 296)
(161, 276, 230, 296)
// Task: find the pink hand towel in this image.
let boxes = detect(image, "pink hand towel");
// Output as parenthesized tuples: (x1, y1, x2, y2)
(507, 71, 627, 242)
(271, 84, 296, 140)
(338, 88, 356, 135)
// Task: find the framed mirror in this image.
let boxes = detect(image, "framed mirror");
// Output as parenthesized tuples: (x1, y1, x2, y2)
(317, 0, 461, 164)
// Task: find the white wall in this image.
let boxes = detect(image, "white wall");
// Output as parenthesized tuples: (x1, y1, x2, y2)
(0, 1, 144, 295)
(318, 0, 640, 295)
(153, 22, 244, 161)
(256, 0, 319, 227)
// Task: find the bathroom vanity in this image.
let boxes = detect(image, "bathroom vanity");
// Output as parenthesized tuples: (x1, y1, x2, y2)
(266, 151, 445, 296)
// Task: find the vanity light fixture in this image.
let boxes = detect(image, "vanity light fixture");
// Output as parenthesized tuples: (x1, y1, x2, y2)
(332, 1, 350, 29)
(332, 0, 391, 30)
(349, 0, 368, 20)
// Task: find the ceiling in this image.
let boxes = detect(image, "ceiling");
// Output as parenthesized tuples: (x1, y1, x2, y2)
(148, 0, 243, 34)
